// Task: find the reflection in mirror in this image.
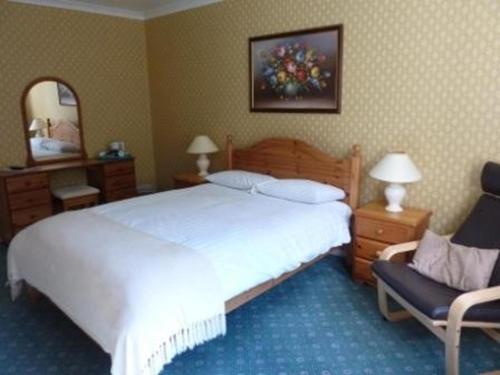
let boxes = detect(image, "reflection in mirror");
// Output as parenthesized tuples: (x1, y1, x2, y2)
(23, 79, 86, 165)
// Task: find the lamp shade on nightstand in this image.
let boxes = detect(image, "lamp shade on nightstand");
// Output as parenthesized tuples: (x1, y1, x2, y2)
(29, 118, 47, 137)
(186, 135, 219, 177)
(370, 152, 422, 213)
(187, 135, 219, 154)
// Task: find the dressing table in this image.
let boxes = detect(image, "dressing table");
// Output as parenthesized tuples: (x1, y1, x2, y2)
(0, 76, 137, 243)
(0, 158, 136, 242)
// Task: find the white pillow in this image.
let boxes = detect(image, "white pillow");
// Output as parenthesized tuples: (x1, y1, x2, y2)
(206, 170, 275, 190)
(256, 179, 345, 204)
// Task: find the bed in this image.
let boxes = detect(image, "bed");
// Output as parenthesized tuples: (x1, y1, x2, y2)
(8, 137, 361, 375)
(30, 119, 81, 160)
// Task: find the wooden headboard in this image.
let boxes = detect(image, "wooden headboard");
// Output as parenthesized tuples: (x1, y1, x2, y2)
(226, 136, 362, 210)
(49, 119, 81, 147)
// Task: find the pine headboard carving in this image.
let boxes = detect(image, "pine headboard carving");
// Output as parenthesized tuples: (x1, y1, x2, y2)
(226, 136, 361, 210)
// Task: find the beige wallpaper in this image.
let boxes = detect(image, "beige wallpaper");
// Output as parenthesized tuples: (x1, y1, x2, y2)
(0, 0, 156, 186)
(146, 0, 500, 233)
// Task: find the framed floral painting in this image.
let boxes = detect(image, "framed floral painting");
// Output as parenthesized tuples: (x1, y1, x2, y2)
(249, 25, 343, 113)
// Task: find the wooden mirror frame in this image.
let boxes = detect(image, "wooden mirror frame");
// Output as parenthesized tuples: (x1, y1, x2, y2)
(21, 76, 88, 166)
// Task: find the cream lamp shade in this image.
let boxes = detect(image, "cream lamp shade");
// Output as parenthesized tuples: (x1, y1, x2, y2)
(29, 118, 47, 138)
(369, 152, 422, 212)
(186, 135, 219, 177)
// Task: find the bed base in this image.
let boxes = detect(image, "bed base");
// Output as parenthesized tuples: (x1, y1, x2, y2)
(26, 249, 338, 312)
(225, 250, 333, 313)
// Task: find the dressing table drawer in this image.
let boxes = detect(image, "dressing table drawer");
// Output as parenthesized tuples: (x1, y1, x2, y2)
(105, 174, 136, 191)
(9, 189, 51, 211)
(11, 205, 52, 228)
(104, 161, 135, 177)
(6, 174, 49, 194)
(86, 159, 137, 205)
(106, 188, 137, 202)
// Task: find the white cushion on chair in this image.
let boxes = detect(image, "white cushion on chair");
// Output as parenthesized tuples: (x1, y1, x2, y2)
(52, 185, 100, 200)
(410, 230, 500, 291)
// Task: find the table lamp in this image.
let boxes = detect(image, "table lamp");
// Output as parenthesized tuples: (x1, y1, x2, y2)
(186, 135, 219, 177)
(29, 118, 47, 138)
(369, 152, 422, 212)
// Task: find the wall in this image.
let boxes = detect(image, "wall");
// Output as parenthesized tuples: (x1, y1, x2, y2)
(146, 0, 500, 233)
(0, 0, 156, 186)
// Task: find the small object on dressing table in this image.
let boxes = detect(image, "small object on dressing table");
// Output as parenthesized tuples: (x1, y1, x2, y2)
(98, 141, 132, 160)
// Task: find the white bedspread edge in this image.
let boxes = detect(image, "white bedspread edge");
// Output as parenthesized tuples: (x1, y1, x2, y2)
(7, 211, 227, 375)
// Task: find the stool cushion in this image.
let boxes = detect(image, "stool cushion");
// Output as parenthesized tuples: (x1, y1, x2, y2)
(52, 185, 100, 200)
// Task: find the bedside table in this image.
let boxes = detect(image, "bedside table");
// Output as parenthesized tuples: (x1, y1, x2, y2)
(173, 172, 206, 189)
(353, 201, 432, 285)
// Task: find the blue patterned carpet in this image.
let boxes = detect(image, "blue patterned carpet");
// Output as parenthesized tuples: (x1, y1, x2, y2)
(1, 247, 499, 375)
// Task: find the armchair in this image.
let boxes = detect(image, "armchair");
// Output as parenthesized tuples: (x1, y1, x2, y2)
(372, 162, 500, 375)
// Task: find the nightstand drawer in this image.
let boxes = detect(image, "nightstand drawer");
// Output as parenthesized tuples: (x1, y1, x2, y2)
(355, 237, 390, 261)
(356, 217, 413, 244)
(173, 173, 206, 189)
(353, 257, 376, 284)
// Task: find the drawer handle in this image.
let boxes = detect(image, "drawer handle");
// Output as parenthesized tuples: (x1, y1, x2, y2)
(375, 228, 384, 235)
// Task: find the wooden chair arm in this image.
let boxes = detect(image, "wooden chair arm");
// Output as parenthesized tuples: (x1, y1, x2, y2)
(379, 241, 420, 261)
(448, 285, 500, 323)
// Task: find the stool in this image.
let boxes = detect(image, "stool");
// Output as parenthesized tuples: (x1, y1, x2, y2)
(52, 185, 100, 211)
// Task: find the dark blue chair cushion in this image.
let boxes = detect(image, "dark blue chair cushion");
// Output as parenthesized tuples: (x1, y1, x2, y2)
(451, 194, 500, 286)
(372, 260, 500, 322)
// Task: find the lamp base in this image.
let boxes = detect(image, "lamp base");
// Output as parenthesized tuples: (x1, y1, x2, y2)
(196, 154, 210, 177)
(384, 183, 406, 212)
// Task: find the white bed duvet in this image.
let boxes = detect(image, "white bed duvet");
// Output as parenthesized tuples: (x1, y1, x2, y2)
(8, 183, 351, 375)
(92, 184, 352, 300)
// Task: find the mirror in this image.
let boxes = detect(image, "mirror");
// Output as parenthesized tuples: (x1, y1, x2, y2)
(22, 77, 87, 165)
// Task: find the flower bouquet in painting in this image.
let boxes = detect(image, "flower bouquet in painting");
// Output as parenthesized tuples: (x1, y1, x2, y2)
(250, 25, 342, 113)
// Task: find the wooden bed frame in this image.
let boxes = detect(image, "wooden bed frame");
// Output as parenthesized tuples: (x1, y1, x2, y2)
(224, 136, 361, 312)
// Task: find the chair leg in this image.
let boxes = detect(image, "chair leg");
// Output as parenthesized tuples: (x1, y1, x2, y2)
(445, 325, 461, 375)
(377, 279, 411, 322)
(482, 328, 500, 343)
